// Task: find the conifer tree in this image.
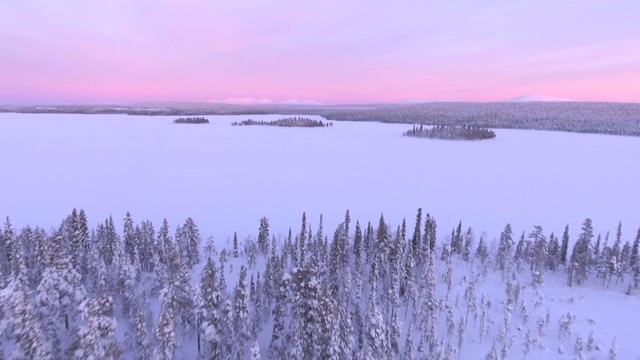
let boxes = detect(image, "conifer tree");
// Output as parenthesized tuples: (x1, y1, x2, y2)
(560, 224, 570, 265)
(269, 271, 290, 359)
(496, 224, 514, 273)
(530, 225, 548, 271)
(569, 219, 594, 286)
(233, 231, 239, 258)
(412, 208, 422, 259)
(123, 212, 137, 265)
(154, 294, 176, 360)
(1, 274, 52, 360)
(463, 227, 474, 262)
(547, 232, 560, 271)
(181, 217, 201, 268)
(257, 217, 270, 256)
(134, 307, 151, 360)
(156, 219, 171, 266)
(199, 256, 222, 357)
(75, 294, 120, 360)
(476, 234, 489, 264)
(233, 265, 251, 358)
(36, 229, 86, 357)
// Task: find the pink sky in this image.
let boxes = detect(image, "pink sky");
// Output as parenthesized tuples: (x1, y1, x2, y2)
(1, 1, 639, 104)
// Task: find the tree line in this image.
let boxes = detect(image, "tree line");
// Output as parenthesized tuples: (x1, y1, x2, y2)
(0, 209, 635, 359)
(231, 117, 332, 128)
(173, 117, 210, 124)
(404, 124, 496, 140)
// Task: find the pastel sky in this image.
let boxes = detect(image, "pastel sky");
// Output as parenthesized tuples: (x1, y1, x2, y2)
(1, 1, 639, 104)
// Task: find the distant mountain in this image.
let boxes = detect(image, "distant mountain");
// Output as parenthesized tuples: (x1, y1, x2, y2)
(404, 98, 463, 104)
(503, 95, 573, 102)
(210, 98, 325, 106)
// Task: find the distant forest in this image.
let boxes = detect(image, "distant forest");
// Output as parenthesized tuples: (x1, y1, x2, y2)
(404, 124, 496, 140)
(173, 117, 209, 124)
(231, 117, 331, 128)
(324, 102, 640, 137)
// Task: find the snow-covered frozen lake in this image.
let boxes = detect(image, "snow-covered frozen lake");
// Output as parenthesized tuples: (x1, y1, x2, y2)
(1, 113, 639, 244)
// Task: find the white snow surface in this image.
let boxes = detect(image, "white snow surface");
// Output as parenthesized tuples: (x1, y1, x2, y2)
(1, 113, 639, 244)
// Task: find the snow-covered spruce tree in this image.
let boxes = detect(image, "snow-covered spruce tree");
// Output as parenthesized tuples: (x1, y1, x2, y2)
(181, 217, 201, 269)
(75, 293, 121, 360)
(451, 221, 463, 255)
(66, 209, 87, 275)
(269, 269, 290, 359)
(547, 232, 560, 271)
(159, 219, 175, 268)
(496, 224, 515, 274)
(560, 224, 570, 266)
(424, 213, 437, 255)
(117, 255, 137, 317)
(476, 234, 489, 264)
(2, 239, 52, 360)
(2, 217, 15, 278)
(529, 225, 548, 272)
(289, 262, 324, 358)
(1, 279, 52, 359)
(36, 228, 86, 356)
(463, 227, 474, 262)
(123, 212, 137, 266)
(257, 217, 270, 256)
(233, 265, 251, 358)
(568, 218, 594, 286)
(154, 291, 176, 360)
(411, 208, 422, 262)
(375, 213, 391, 282)
(134, 306, 151, 360)
(233, 231, 239, 258)
(514, 232, 526, 272)
(98, 216, 121, 268)
(198, 256, 222, 357)
(364, 260, 388, 360)
(166, 244, 194, 333)
(29, 226, 49, 286)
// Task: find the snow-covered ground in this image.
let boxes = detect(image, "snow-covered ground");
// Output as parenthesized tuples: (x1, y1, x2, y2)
(1, 113, 639, 243)
(2, 113, 640, 359)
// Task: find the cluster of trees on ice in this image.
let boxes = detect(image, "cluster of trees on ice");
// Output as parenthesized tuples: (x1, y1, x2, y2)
(324, 102, 640, 137)
(173, 117, 210, 124)
(404, 124, 496, 140)
(231, 117, 331, 128)
(0, 209, 637, 359)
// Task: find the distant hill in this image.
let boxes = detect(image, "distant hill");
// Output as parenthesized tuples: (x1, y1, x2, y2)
(503, 95, 573, 102)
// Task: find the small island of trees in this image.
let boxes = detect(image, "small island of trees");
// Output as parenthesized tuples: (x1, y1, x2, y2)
(173, 117, 210, 124)
(404, 124, 496, 140)
(232, 116, 331, 127)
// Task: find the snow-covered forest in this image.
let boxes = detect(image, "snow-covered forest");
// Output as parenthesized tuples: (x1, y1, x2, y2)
(1, 209, 638, 359)
(325, 102, 640, 136)
(231, 117, 331, 127)
(403, 124, 496, 140)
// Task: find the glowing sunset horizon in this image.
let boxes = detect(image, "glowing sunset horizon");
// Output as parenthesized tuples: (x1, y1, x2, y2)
(2, 1, 639, 105)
